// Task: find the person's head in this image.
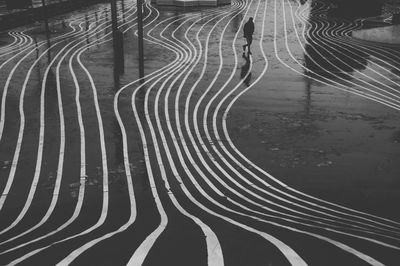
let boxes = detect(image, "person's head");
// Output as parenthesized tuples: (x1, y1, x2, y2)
(249, 17, 253, 22)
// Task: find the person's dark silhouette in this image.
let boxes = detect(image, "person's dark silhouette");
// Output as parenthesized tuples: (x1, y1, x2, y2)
(240, 53, 252, 87)
(242, 17, 254, 55)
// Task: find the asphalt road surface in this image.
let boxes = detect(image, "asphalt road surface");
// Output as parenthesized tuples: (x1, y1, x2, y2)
(0, 0, 400, 265)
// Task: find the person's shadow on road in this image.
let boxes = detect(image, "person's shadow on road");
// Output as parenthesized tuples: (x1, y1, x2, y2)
(240, 52, 252, 87)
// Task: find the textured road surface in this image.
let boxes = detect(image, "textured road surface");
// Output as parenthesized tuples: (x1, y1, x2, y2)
(0, 0, 400, 265)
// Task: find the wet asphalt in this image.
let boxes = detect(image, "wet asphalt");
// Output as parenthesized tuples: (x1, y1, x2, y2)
(0, 0, 400, 265)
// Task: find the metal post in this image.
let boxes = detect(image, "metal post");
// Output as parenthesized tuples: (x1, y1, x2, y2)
(122, 0, 126, 23)
(110, 0, 118, 39)
(111, 0, 124, 74)
(41, 0, 50, 33)
(85, 14, 89, 44)
(41, 0, 51, 63)
(137, 0, 144, 79)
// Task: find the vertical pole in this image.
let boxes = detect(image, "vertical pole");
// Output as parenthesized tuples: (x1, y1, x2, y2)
(34, 37, 39, 57)
(41, 0, 50, 34)
(111, 0, 124, 82)
(111, 0, 119, 70)
(137, 0, 144, 79)
(122, 0, 126, 23)
(111, 0, 118, 80)
(35, 36, 41, 80)
(41, 0, 51, 63)
(104, 8, 109, 33)
(85, 14, 89, 44)
(110, 0, 118, 40)
(95, 11, 99, 43)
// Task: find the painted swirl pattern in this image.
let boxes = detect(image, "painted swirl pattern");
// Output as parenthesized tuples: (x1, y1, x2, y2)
(0, 0, 399, 265)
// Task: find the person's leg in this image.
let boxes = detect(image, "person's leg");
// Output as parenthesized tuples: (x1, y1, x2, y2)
(244, 37, 250, 52)
(247, 36, 253, 54)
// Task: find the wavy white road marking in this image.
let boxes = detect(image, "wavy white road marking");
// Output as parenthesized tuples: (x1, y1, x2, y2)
(0, 9, 136, 257)
(167, 0, 398, 247)
(0, 3, 136, 244)
(293, 1, 400, 107)
(282, 0, 400, 224)
(0, 32, 20, 54)
(127, 0, 307, 265)
(127, 10, 213, 266)
(0, 11, 111, 146)
(1, 0, 400, 264)
(6, 5, 162, 264)
(168, 0, 388, 262)
(251, 1, 400, 232)
(0, 11, 112, 213)
(132, 6, 247, 265)
(296, 1, 400, 102)
(197, 0, 400, 238)
(196, 0, 400, 240)
(200, 0, 399, 238)
(0, 21, 81, 215)
(180, 0, 396, 260)
(0, 32, 30, 58)
(277, 0, 400, 111)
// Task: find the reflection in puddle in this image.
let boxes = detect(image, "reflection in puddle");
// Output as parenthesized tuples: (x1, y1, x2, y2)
(327, 0, 383, 19)
(240, 52, 252, 87)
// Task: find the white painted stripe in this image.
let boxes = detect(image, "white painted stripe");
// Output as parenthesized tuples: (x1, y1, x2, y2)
(0, 12, 108, 214)
(200, 0, 400, 242)
(206, 0, 400, 244)
(2, 0, 396, 264)
(171, 0, 392, 263)
(0, 23, 77, 212)
(145, 7, 243, 265)
(127, 0, 307, 265)
(0, 32, 29, 58)
(0, 3, 136, 243)
(0, 31, 20, 53)
(5, 4, 147, 262)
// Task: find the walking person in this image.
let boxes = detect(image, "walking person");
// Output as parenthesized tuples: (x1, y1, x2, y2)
(242, 17, 254, 55)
